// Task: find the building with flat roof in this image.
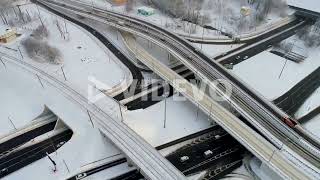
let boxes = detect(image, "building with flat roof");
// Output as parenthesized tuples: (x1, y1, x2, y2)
(0, 27, 17, 43)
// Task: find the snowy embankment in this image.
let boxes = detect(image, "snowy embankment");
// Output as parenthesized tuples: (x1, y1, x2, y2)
(296, 89, 320, 139)
(232, 48, 320, 100)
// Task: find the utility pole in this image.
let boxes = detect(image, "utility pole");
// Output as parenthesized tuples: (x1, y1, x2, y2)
(207, 103, 213, 121)
(87, 110, 94, 127)
(278, 58, 288, 79)
(8, 116, 17, 130)
(91, 0, 94, 10)
(61, 66, 67, 81)
(0, 57, 6, 69)
(195, 103, 200, 121)
(64, 20, 68, 34)
(18, 46, 23, 60)
(63, 159, 70, 173)
(46, 152, 57, 172)
(107, 49, 110, 63)
(279, 42, 293, 79)
(118, 101, 124, 123)
(201, 18, 205, 50)
(162, 92, 170, 128)
(36, 74, 44, 89)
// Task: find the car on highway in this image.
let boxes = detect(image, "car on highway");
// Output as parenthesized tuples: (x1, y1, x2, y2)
(215, 135, 221, 139)
(76, 173, 87, 180)
(180, 156, 189, 163)
(204, 150, 213, 158)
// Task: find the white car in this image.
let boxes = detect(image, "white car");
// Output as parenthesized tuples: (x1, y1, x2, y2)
(215, 135, 221, 139)
(204, 150, 213, 157)
(118, 21, 125, 26)
(180, 156, 189, 162)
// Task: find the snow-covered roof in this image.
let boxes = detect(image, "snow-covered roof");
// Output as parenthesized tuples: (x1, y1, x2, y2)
(137, 6, 155, 12)
(288, 0, 320, 14)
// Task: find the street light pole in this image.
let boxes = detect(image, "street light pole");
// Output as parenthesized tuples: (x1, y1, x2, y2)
(8, 116, 17, 130)
(61, 66, 67, 81)
(119, 101, 124, 123)
(162, 92, 170, 128)
(0, 56, 6, 69)
(201, 18, 204, 50)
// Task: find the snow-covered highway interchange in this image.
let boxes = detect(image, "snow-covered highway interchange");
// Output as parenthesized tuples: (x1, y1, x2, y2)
(0, 0, 320, 179)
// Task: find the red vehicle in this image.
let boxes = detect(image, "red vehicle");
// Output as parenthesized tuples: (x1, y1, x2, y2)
(283, 117, 297, 128)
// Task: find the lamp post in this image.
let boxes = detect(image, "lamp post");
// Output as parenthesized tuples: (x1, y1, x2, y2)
(162, 92, 170, 128)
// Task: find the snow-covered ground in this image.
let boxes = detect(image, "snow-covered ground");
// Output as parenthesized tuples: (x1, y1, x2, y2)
(124, 96, 212, 147)
(295, 87, 320, 139)
(231, 34, 320, 138)
(0, 58, 129, 180)
(78, 0, 288, 40)
(3, 0, 318, 179)
(301, 114, 320, 139)
(0, 60, 46, 136)
(232, 45, 320, 100)
(296, 88, 320, 118)
(193, 43, 243, 58)
(0, 2, 129, 98)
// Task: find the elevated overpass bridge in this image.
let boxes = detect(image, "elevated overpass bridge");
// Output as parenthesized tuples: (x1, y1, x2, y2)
(33, 0, 320, 179)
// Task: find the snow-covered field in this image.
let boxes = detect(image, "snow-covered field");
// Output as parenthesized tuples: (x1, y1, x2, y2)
(302, 116, 320, 139)
(0, 59, 46, 135)
(296, 88, 320, 118)
(124, 96, 212, 147)
(296, 87, 320, 139)
(0, 58, 128, 180)
(193, 43, 243, 58)
(232, 47, 320, 100)
(2, 0, 319, 179)
(231, 34, 320, 138)
(0, 2, 129, 98)
(78, 0, 288, 40)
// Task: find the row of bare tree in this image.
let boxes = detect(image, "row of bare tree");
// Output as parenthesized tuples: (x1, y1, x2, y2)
(296, 20, 320, 47)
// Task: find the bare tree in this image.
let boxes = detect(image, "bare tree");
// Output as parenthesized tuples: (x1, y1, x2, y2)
(32, 25, 49, 40)
(22, 37, 62, 64)
(295, 20, 320, 47)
